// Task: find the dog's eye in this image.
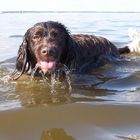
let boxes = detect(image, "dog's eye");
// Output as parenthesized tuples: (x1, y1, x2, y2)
(32, 35, 40, 40)
(51, 31, 58, 38)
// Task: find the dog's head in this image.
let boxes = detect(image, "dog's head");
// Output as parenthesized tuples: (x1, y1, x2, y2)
(15, 21, 71, 78)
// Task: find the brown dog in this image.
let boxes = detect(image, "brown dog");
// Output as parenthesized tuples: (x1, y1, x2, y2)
(12, 21, 130, 80)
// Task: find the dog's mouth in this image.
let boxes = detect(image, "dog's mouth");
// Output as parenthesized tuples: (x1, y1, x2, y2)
(36, 54, 57, 74)
(37, 59, 57, 74)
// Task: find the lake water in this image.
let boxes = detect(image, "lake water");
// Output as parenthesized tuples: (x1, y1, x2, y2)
(1, 12, 140, 140)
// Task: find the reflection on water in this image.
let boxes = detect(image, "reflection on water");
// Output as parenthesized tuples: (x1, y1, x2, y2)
(1, 54, 140, 110)
(0, 58, 73, 109)
(40, 128, 75, 140)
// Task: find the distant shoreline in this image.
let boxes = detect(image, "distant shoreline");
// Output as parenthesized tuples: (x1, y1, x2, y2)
(1, 11, 140, 14)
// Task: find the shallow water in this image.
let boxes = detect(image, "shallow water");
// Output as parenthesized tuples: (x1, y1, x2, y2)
(1, 12, 140, 140)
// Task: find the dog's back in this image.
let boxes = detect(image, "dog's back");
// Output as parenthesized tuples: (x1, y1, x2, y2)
(71, 34, 120, 58)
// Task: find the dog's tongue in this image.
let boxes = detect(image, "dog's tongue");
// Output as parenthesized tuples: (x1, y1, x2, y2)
(39, 61, 56, 73)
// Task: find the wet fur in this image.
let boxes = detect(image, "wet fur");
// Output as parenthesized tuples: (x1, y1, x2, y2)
(12, 21, 121, 80)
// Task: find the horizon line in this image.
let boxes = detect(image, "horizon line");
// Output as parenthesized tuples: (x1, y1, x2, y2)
(1, 11, 140, 13)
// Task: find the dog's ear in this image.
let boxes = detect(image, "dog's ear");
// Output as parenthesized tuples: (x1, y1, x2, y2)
(16, 37, 28, 71)
(16, 29, 31, 72)
(11, 29, 32, 80)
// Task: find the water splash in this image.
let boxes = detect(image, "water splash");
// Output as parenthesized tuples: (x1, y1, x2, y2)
(49, 65, 72, 94)
(55, 64, 72, 91)
(50, 72, 57, 94)
(0, 67, 13, 84)
(30, 64, 72, 94)
(30, 65, 38, 81)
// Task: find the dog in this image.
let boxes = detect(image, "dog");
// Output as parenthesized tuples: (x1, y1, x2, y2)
(11, 21, 134, 80)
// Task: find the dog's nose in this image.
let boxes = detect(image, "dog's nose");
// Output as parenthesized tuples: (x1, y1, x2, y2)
(41, 47, 56, 56)
(41, 48, 48, 55)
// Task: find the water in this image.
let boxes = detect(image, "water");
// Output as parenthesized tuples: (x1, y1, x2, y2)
(1, 12, 140, 140)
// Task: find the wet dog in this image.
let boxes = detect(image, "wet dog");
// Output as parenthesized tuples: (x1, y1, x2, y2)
(11, 21, 134, 80)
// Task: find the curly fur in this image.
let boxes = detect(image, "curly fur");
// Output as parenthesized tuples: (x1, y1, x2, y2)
(12, 21, 122, 80)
